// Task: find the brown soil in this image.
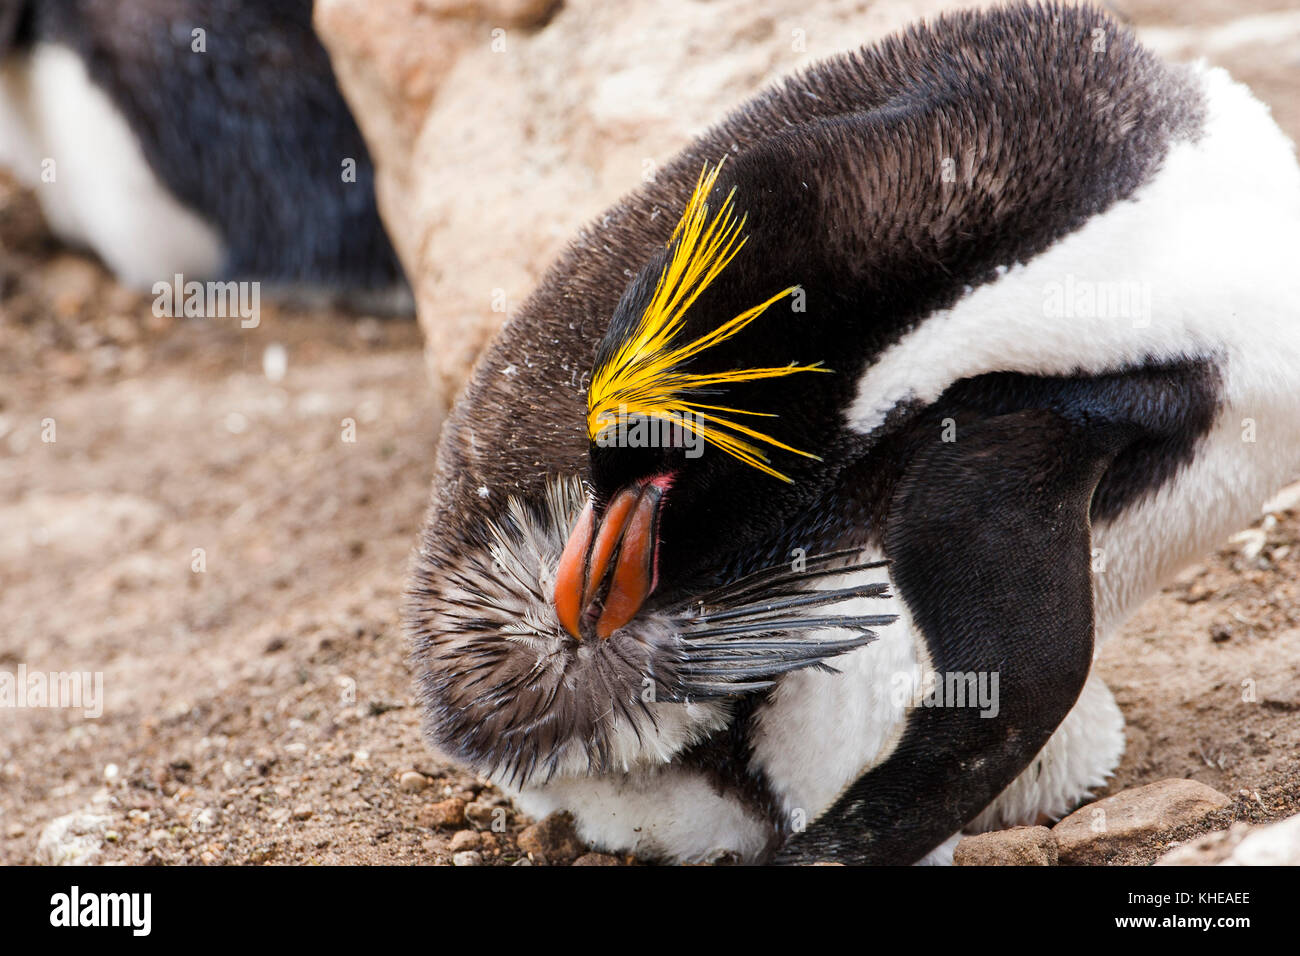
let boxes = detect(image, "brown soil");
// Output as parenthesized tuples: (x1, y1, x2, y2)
(2, 0, 1299, 866)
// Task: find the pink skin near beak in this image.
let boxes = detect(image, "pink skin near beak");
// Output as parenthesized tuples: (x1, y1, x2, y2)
(553, 480, 666, 640)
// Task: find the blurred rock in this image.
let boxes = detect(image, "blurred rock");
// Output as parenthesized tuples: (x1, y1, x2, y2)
(1158, 811, 1300, 866)
(464, 799, 502, 830)
(398, 770, 430, 793)
(448, 829, 482, 852)
(36, 790, 115, 865)
(1263, 480, 1300, 515)
(314, 0, 980, 409)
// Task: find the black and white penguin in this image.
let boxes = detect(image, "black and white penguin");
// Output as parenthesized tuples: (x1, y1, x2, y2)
(0, 0, 408, 307)
(406, 2, 1300, 864)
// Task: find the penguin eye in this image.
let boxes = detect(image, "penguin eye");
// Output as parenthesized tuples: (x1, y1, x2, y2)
(586, 158, 829, 483)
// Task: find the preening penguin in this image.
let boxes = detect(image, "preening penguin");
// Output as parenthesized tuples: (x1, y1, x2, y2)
(0, 0, 407, 305)
(407, 2, 1300, 864)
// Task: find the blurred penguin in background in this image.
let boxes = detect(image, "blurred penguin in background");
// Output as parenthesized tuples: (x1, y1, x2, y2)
(0, 0, 410, 311)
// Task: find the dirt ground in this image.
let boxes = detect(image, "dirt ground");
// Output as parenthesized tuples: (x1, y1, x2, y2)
(3, 0, 1300, 866)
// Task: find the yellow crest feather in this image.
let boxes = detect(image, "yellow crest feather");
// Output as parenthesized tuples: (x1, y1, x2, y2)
(586, 159, 828, 482)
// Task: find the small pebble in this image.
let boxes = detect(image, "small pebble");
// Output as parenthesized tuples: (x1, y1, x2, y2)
(398, 771, 429, 793)
(465, 800, 503, 830)
(191, 807, 219, 831)
(517, 812, 585, 863)
(417, 798, 466, 829)
(262, 343, 288, 383)
(452, 850, 484, 867)
(449, 830, 482, 853)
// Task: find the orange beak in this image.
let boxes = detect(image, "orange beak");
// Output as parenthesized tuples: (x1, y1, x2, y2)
(553, 482, 663, 640)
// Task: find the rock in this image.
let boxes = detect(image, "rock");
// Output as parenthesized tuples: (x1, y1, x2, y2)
(448, 829, 482, 852)
(314, 0, 981, 410)
(1263, 480, 1300, 514)
(516, 811, 586, 863)
(48, 352, 89, 383)
(452, 850, 484, 866)
(291, 805, 314, 821)
(1229, 528, 1267, 561)
(572, 852, 621, 866)
(41, 254, 103, 318)
(417, 797, 467, 828)
(191, 807, 219, 832)
(36, 808, 111, 865)
(953, 826, 1057, 866)
(464, 799, 504, 830)
(1226, 813, 1300, 865)
(1053, 779, 1231, 864)
(248, 843, 278, 864)
(398, 770, 429, 793)
(1156, 823, 1250, 866)
(1159, 812, 1300, 866)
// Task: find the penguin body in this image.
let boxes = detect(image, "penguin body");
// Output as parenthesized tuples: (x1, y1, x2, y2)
(407, 3, 1300, 863)
(0, 0, 408, 305)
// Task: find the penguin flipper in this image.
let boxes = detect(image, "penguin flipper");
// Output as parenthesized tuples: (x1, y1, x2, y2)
(774, 408, 1125, 864)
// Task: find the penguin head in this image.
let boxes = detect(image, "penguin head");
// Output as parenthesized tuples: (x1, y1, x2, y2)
(410, 160, 893, 786)
(554, 160, 844, 641)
